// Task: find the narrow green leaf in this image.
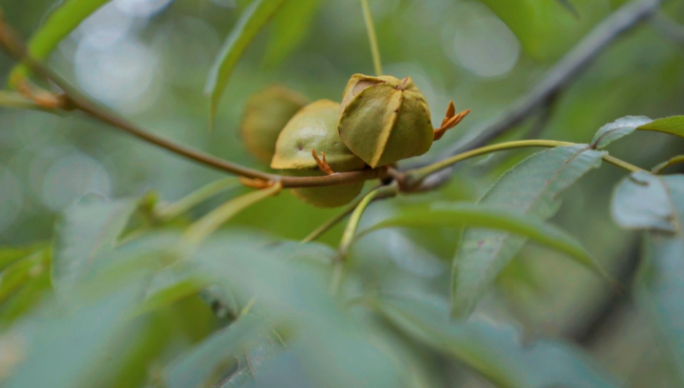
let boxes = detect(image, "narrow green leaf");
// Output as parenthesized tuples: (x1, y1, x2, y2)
(7, 0, 111, 86)
(154, 177, 239, 222)
(611, 171, 676, 232)
(591, 116, 652, 149)
(0, 269, 51, 325)
(163, 313, 272, 388)
(53, 196, 138, 293)
(205, 0, 288, 126)
(0, 249, 49, 305)
(612, 172, 684, 379)
(182, 184, 281, 246)
(263, 0, 320, 67)
(638, 116, 684, 139)
(555, 0, 580, 19)
(360, 203, 608, 279)
(452, 144, 605, 318)
(192, 235, 404, 388)
(0, 247, 34, 272)
(132, 278, 207, 317)
(376, 295, 621, 388)
(2, 271, 149, 388)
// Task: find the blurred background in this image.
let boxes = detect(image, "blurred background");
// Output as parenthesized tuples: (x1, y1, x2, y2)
(1, 0, 684, 386)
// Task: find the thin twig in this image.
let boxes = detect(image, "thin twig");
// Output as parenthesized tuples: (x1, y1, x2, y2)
(432, 0, 664, 160)
(330, 182, 399, 295)
(0, 19, 388, 189)
(651, 13, 684, 47)
(404, 140, 644, 188)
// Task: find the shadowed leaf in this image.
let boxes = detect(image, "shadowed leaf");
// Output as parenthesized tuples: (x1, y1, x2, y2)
(360, 203, 609, 280)
(612, 172, 684, 380)
(452, 145, 605, 318)
(611, 171, 676, 232)
(375, 294, 622, 388)
(163, 313, 272, 388)
(52, 196, 137, 294)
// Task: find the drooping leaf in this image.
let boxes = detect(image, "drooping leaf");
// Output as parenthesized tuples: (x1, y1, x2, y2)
(205, 0, 288, 126)
(263, 0, 321, 67)
(638, 116, 684, 139)
(163, 313, 272, 388)
(190, 234, 405, 388)
(612, 172, 684, 379)
(591, 116, 652, 149)
(611, 171, 676, 232)
(219, 333, 285, 387)
(7, 0, 111, 86)
(375, 294, 622, 388)
(1, 268, 150, 388)
(359, 203, 608, 279)
(52, 196, 138, 293)
(452, 145, 605, 318)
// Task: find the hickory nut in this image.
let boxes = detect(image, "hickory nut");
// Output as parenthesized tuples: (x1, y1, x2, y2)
(240, 86, 308, 163)
(271, 99, 366, 208)
(338, 74, 433, 168)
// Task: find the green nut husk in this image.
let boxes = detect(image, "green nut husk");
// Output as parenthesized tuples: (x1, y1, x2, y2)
(338, 74, 434, 168)
(271, 99, 366, 208)
(240, 86, 308, 163)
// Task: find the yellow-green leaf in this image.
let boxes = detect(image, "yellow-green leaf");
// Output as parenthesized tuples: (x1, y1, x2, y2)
(7, 0, 111, 86)
(205, 0, 288, 127)
(359, 203, 608, 279)
(263, 0, 320, 67)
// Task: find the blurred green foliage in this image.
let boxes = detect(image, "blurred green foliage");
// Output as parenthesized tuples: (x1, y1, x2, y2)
(0, 0, 684, 387)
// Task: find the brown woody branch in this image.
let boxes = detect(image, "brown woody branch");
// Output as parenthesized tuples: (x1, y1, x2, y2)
(0, 0, 665, 191)
(431, 0, 665, 161)
(0, 19, 388, 189)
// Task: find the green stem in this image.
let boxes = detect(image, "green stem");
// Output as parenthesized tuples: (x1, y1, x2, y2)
(407, 140, 644, 186)
(155, 177, 239, 221)
(337, 183, 399, 261)
(301, 184, 382, 244)
(409, 140, 573, 182)
(0, 91, 45, 111)
(602, 154, 644, 174)
(182, 183, 282, 246)
(361, 0, 383, 76)
(330, 182, 399, 295)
